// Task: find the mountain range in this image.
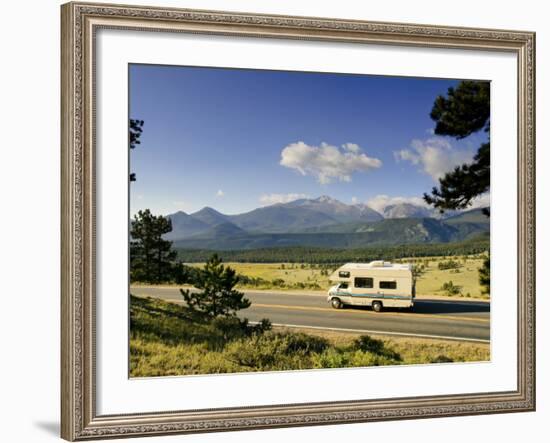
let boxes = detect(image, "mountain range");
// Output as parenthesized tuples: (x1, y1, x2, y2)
(161, 196, 489, 250)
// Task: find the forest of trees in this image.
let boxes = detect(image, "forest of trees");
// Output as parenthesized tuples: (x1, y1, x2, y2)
(175, 235, 489, 264)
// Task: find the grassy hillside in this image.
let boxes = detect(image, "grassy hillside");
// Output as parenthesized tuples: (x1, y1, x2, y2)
(130, 295, 490, 377)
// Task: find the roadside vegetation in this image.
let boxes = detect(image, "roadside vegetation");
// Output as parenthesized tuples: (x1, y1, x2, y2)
(131, 256, 489, 299)
(130, 295, 489, 377)
(129, 248, 489, 377)
(139, 255, 489, 299)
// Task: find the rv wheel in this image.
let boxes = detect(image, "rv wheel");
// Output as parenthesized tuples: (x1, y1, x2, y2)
(331, 298, 343, 309)
(372, 301, 383, 312)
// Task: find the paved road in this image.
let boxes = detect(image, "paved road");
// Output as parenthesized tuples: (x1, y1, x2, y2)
(130, 286, 490, 343)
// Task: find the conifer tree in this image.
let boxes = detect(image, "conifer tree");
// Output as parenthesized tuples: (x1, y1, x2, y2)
(424, 81, 491, 294)
(478, 256, 490, 295)
(130, 209, 176, 283)
(180, 254, 251, 319)
(424, 81, 490, 215)
(129, 119, 144, 182)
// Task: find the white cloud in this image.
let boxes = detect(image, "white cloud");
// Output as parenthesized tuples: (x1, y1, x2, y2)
(366, 194, 429, 213)
(394, 137, 474, 181)
(351, 196, 358, 205)
(216, 189, 225, 197)
(469, 192, 491, 209)
(342, 142, 361, 153)
(280, 141, 382, 184)
(259, 193, 309, 206)
(394, 148, 421, 165)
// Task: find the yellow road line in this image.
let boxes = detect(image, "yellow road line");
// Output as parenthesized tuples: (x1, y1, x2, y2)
(132, 293, 489, 324)
(251, 303, 489, 323)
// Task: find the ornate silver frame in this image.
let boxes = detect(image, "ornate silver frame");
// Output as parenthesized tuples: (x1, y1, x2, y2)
(61, 2, 536, 440)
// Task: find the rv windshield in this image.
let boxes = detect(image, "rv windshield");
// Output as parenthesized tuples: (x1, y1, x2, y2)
(338, 282, 349, 289)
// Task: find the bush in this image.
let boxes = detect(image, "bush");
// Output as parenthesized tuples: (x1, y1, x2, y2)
(441, 280, 462, 296)
(310, 348, 350, 368)
(207, 316, 272, 350)
(353, 335, 401, 360)
(208, 316, 249, 347)
(271, 278, 286, 287)
(310, 348, 400, 369)
(431, 355, 454, 363)
(282, 332, 330, 354)
(249, 318, 272, 336)
(411, 264, 426, 278)
(353, 335, 385, 354)
(225, 332, 330, 370)
(438, 260, 463, 271)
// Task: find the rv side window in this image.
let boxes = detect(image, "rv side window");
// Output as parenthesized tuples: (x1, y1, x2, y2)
(338, 283, 349, 289)
(339, 271, 350, 278)
(354, 277, 373, 288)
(379, 281, 397, 290)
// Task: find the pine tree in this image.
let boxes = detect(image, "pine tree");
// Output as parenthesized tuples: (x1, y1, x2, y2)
(129, 119, 144, 182)
(479, 255, 490, 295)
(130, 209, 176, 283)
(180, 254, 251, 319)
(425, 81, 491, 292)
(424, 81, 490, 215)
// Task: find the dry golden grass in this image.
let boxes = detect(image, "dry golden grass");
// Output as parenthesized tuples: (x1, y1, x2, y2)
(411, 256, 488, 299)
(283, 327, 490, 364)
(225, 262, 329, 286)
(187, 256, 489, 299)
(130, 296, 490, 377)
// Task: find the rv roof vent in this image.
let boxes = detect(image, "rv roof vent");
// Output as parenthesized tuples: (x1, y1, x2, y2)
(369, 260, 385, 267)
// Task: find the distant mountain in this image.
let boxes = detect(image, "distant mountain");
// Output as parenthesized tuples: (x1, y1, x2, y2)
(354, 203, 386, 221)
(174, 217, 489, 250)
(164, 211, 209, 240)
(187, 221, 247, 239)
(228, 204, 338, 233)
(190, 207, 230, 226)
(162, 196, 490, 248)
(166, 208, 238, 240)
(382, 203, 433, 219)
(286, 195, 383, 222)
(444, 207, 490, 225)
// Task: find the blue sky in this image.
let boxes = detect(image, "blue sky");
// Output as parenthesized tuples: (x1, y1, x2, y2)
(129, 64, 487, 216)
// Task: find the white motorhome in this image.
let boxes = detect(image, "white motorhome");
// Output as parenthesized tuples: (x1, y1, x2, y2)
(327, 261, 415, 312)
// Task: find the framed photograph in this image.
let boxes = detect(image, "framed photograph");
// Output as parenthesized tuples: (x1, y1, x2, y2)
(61, 1, 535, 440)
